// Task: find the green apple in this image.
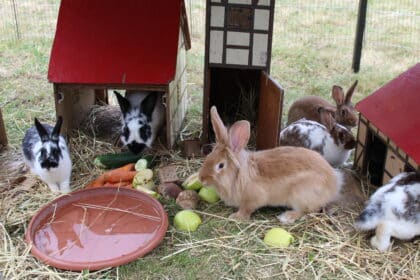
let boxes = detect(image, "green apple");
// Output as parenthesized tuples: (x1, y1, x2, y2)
(198, 187, 219, 203)
(182, 172, 203, 190)
(174, 210, 202, 232)
(263, 228, 294, 247)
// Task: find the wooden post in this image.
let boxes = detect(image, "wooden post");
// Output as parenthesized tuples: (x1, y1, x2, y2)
(54, 84, 96, 136)
(0, 108, 7, 147)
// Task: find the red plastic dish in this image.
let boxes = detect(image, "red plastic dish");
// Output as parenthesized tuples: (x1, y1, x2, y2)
(26, 187, 168, 271)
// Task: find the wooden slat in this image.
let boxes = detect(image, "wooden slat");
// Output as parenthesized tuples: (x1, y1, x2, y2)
(382, 172, 392, 185)
(0, 108, 7, 147)
(354, 143, 364, 170)
(384, 147, 406, 177)
(408, 156, 417, 170)
(256, 71, 283, 150)
(358, 121, 367, 143)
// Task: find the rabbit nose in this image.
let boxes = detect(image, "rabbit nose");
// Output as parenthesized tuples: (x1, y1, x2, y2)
(41, 159, 58, 169)
(128, 142, 146, 154)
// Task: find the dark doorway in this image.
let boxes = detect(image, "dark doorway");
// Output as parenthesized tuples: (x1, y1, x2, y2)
(363, 130, 387, 186)
(209, 68, 261, 146)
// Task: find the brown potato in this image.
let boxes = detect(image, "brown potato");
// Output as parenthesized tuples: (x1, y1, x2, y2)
(176, 190, 200, 209)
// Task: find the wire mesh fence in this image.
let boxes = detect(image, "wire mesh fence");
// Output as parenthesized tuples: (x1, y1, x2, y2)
(0, 0, 59, 40)
(0, 0, 418, 61)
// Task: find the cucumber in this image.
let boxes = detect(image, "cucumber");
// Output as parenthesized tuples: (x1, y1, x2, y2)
(94, 152, 143, 169)
(94, 152, 158, 169)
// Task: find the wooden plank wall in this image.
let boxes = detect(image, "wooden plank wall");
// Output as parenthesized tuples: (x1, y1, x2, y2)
(168, 27, 188, 148)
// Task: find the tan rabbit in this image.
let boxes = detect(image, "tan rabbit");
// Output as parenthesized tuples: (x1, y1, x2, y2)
(287, 80, 358, 128)
(198, 106, 344, 224)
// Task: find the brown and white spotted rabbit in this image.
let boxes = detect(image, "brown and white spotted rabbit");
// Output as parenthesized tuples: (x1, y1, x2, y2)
(280, 108, 356, 167)
(355, 172, 420, 251)
(198, 106, 344, 224)
(287, 80, 359, 128)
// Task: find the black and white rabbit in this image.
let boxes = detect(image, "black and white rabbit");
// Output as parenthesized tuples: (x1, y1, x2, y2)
(355, 172, 420, 251)
(114, 90, 165, 154)
(280, 107, 356, 167)
(22, 116, 72, 193)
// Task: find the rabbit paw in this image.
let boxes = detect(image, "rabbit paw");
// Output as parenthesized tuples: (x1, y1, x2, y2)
(370, 223, 391, 252)
(277, 210, 303, 225)
(47, 183, 60, 193)
(370, 235, 391, 252)
(59, 180, 71, 193)
(229, 211, 250, 221)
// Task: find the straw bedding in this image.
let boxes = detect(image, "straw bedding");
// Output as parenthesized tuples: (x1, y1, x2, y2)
(0, 131, 418, 279)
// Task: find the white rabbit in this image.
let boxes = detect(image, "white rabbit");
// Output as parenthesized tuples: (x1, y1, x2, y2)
(114, 90, 165, 154)
(280, 108, 356, 167)
(22, 116, 72, 193)
(355, 172, 420, 251)
(198, 106, 343, 224)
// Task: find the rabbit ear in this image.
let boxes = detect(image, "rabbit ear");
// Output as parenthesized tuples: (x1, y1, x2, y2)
(345, 80, 358, 105)
(318, 107, 335, 130)
(114, 91, 131, 117)
(210, 106, 228, 144)
(228, 120, 250, 153)
(34, 118, 49, 142)
(51, 116, 63, 141)
(140, 93, 158, 119)
(332, 85, 345, 106)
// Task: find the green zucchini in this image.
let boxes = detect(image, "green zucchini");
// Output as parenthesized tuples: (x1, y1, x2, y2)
(94, 152, 158, 169)
(94, 152, 143, 169)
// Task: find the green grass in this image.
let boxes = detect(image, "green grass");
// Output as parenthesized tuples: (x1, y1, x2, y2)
(1, 0, 419, 279)
(0, 39, 55, 147)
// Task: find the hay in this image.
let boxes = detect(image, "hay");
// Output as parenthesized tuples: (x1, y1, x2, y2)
(80, 105, 122, 145)
(0, 132, 419, 279)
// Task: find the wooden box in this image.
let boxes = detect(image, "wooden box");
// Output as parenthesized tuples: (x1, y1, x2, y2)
(203, 0, 283, 150)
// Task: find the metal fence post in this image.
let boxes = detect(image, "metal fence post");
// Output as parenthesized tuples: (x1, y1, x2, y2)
(11, 0, 21, 40)
(352, 0, 368, 73)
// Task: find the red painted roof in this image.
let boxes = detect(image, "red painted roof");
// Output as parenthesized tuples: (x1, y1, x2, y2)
(356, 63, 420, 164)
(48, 0, 187, 85)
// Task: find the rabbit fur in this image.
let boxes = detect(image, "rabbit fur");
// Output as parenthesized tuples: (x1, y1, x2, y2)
(198, 106, 344, 224)
(287, 80, 358, 128)
(114, 90, 164, 154)
(355, 172, 420, 251)
(22, 116, 72, 193)
(280, 108, 356, 167)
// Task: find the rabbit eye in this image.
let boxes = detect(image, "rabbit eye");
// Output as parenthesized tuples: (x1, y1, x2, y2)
(217, 162, 225, 170)
(341, 109, 346, 117)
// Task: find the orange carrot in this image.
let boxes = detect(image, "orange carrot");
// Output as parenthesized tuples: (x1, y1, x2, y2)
(103, 171, 137, 183)
(119, 163, 135, 172)
(85, 163, 137, 189)
(85, 175, 106, 189)
(103, 181, 132, 188)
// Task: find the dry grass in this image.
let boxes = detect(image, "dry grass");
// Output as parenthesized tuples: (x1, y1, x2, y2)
(1, 132, 419, 279)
